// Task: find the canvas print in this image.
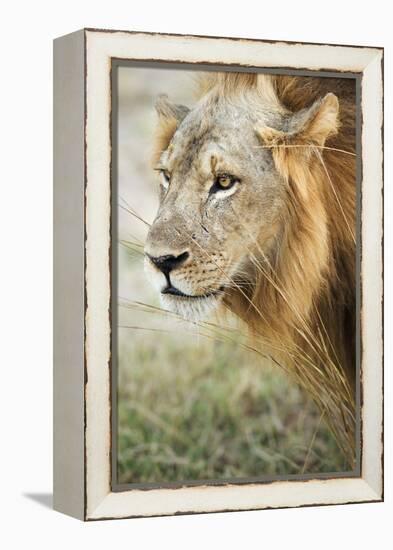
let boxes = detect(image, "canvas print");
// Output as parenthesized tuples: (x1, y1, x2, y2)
(114, 65, 357, 487)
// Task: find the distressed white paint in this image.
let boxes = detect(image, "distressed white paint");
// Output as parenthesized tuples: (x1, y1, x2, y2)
(360, 51, 384, 497)
(83, 29, 383, 520)
(90, 478, 378, 519)
(87, 30, 379, 72)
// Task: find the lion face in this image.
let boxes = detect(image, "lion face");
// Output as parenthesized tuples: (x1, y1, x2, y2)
(144, 90, 287, 320)
(144, 74, 339, 321)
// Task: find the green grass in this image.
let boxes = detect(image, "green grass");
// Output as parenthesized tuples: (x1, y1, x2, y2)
(117, 325, 348, 484)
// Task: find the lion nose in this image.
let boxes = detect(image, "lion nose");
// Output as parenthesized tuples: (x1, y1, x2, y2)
(147, 251, 190, 275)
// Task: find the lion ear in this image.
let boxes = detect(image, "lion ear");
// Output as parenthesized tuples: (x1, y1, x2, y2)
(257, 93, 339, 149)
(152, 95, 190, 165)
(256, 94, 339, 201)
(155, 94, 190, 123)
(287, 93, 339, 146)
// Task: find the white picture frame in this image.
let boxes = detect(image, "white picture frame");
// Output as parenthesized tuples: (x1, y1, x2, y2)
(53, 28, 383, 521)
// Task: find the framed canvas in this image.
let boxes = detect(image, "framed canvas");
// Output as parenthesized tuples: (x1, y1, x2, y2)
(53, 28, 384, 521)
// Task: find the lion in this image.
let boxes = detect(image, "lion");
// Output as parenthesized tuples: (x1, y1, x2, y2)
(144, 72, 356, 465)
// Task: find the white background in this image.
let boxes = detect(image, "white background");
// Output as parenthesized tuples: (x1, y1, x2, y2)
(1, 1, 391, 548)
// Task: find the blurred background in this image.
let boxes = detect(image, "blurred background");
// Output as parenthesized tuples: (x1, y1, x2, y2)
(116, 65, 346, 485)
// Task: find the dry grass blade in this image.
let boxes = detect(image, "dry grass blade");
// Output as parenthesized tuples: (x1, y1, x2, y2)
(301, 408, 327, 474)
(119, 195, 152, 227)
(125, 401, 191, 445)
(253, 143, 356, 157)
(314, 149, 356, 244)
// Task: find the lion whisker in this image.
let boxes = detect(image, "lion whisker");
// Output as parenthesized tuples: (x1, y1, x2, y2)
(118, 241, 145, 260)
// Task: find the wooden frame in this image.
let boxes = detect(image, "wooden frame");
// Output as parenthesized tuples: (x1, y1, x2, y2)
(53, 28, 383, 521)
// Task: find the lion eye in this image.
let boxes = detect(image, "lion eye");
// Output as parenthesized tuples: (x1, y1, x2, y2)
(210, 173, 239, 194)
(158, 169, 171, 189)
(217, 175, 233, 188)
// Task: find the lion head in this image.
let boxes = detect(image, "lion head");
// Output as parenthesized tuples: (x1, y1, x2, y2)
(144, 73, 339, 323)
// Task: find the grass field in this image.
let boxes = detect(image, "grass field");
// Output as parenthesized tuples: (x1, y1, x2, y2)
(117, 287, 347, 484)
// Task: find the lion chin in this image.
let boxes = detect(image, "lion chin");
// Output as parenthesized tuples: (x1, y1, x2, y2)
(160, 292, 222, 322)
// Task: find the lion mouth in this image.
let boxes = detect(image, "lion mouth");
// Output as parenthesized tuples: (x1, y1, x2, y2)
(159, 284, 224, 321)
(161, 285, 224, 300)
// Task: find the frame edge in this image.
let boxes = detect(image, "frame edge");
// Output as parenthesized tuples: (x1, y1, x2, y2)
(53, 29, 86, 521)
